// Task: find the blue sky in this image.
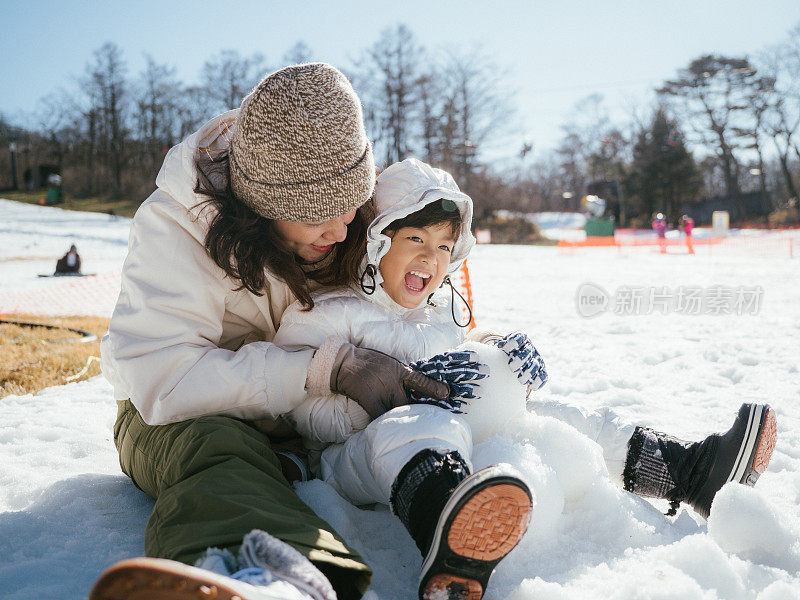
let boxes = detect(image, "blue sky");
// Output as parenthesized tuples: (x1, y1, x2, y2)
(2, 0, 799, 163)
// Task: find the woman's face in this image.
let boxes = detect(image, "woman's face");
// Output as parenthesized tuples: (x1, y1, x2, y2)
(274, 209, 357, 262)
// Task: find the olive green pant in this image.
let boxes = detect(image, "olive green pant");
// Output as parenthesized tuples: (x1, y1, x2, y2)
(114, 400, 372, 598)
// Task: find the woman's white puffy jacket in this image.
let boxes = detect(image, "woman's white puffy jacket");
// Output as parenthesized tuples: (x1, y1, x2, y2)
(275, 284, 463, 443)
(100, 111, 315, 426)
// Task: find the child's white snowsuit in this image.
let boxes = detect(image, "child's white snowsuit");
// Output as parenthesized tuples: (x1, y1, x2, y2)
(274, 158, 635, 506)
(275, 284, 474, 504)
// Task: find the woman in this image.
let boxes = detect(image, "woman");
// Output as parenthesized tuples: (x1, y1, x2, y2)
(90, 63, 448, 600)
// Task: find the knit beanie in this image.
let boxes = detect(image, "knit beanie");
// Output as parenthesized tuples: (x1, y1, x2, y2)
(229, 63, 375, 222)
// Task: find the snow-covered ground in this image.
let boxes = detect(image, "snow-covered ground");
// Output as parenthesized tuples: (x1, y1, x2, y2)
(0, 199, 129, 293)
(1, 199, 799, 599)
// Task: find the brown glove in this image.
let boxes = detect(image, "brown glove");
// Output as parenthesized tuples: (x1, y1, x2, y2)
(330, 342, 450, 419)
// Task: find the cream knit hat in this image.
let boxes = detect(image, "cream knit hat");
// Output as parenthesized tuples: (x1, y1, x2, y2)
(229, 63, 375, 222)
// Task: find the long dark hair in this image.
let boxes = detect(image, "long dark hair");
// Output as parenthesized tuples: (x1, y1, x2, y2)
(194, 151, 374, 309)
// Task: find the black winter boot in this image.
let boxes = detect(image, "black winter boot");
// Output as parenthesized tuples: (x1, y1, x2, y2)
(390, 450, 532, 600)
(623, 403, 777, 519)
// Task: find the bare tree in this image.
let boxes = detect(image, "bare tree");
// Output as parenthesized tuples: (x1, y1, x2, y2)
(759, 30, 800, 212)
(175, 85, 215, 140)
(555, 131, 587, 212)
(200, 50, 266, 113)
(698, 156, 727, 199)
(356, 24, 424, 166)
(733, 74, 775, 207)
(526, 157, 563, 211)
(438, 49, 513, 188)
(35, 92, 72, 175)
(282, 41, 313, 66)
(134, 56, 181, 174)
(0, 114, 32, 189)
(414, 71, 442, 165)
(554, 95, 611, 210)
(83, 42, 129, 196)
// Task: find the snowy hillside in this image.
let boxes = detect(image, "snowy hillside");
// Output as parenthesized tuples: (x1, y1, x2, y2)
(1, 199, 798, 599)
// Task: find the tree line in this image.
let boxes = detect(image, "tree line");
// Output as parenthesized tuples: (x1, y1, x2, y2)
(1, 23, 799, 227)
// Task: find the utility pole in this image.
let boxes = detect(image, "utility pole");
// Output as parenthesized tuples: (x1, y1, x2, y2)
(9, 141, 18, 190)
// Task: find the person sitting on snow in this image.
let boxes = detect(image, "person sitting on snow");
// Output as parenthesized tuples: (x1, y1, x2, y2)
(54, 244, 81, 275)
(269, 158, 777, 600)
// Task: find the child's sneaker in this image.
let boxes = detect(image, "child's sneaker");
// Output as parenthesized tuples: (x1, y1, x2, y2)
(389, 449, 531, 600)
(418, 465, 532, 600)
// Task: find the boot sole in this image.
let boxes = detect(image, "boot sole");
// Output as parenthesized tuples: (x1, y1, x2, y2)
(89, 558, 250, 600)
(729, 404, 777, 487)
(418, 467, 532, 600)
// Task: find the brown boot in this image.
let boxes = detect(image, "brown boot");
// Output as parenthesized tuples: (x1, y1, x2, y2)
(89, 557, 254, 600)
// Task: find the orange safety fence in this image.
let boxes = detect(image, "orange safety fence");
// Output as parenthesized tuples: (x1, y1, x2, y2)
(558, 234, 796, 258)
(558, 236, 618, 247)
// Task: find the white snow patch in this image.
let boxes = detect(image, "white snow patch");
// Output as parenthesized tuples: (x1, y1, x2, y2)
(708, 482, 800, 573)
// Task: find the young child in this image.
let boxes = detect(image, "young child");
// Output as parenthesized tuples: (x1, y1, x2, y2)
(274, 159, 776, 600)
(276, 158, 536, 600)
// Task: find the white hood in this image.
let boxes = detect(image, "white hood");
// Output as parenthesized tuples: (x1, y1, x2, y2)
(363, 158, 475, 293)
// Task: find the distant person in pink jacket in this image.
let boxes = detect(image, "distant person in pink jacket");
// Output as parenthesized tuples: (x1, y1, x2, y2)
(652, 213, 667, 254)
(680, 214, 695, 254)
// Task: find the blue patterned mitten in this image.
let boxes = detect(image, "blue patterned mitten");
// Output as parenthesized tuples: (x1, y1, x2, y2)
(409, 350, 489, 413)
(492, 332, 548, 391)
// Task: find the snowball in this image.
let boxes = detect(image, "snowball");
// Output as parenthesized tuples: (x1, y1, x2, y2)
(756, 580, 800, 600)
(457, 341, 528, 444)
(708, 482, 800, 572)
(507, 577, 574, 600)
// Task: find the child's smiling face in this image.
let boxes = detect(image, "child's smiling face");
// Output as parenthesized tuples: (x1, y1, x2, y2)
(379, 222, 456, 309)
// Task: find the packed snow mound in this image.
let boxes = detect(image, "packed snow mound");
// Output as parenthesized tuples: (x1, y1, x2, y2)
(504, 413, 610, 504)
(708, 482, 800, 572)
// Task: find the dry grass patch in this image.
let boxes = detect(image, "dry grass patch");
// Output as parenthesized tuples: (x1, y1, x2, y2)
(0, 314, 110, 399)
